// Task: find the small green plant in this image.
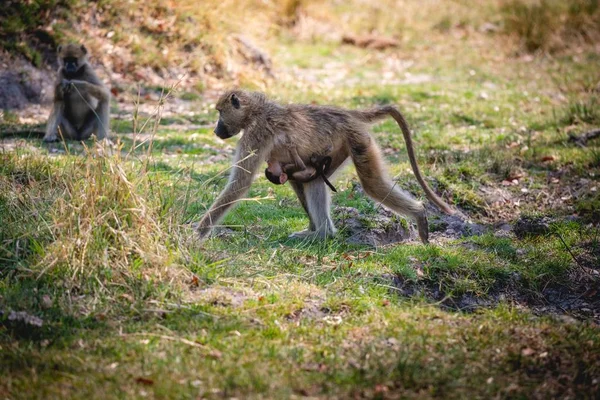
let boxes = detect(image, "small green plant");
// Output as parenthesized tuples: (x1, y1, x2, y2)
(0, 110, 19, 124)
(575, 191, 600, 223)
(432, 16, 453, 33)
(560, 97, 600, 126)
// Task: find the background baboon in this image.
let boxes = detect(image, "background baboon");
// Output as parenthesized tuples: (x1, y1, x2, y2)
(44, 44, 110, 142)
(196, 90, 454, 243)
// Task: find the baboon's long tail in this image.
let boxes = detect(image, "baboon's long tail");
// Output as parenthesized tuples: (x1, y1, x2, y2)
(351, 106, 455, 215)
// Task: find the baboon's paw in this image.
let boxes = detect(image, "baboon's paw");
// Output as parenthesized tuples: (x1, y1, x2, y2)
(289, 228, 336, 240)
(289, 229, 318, 239)
(43, 135, 59, 143)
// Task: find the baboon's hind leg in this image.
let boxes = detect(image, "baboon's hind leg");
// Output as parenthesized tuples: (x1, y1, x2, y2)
(79, 101, 109, 140)
(289, 179, 336, 239)
(78, 113, 99, 140)
(57, 117, 78, 140)
(289, 180, 316, 232)
(351, 133, 429, 243)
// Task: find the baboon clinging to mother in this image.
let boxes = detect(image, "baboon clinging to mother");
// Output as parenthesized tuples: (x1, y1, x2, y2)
(44, 44, 110, 142)
(264, 145, 336, 192)
(195, 90, 455, 243)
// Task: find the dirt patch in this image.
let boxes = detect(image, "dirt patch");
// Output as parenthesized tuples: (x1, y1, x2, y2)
(577, 240, 600, 271)
(333, 197, 491, 246)
(428, 205, 488, 240)
(343, 183, 493, 244)
(359, 212, 600, 323)
(284, 298, 328, 322)
(0, 54, 54, 110)
(513, 215, 553, 238)
(383, 238, 600, 324)
(334, 206, 411, 246)
(185, 286, 254, 307)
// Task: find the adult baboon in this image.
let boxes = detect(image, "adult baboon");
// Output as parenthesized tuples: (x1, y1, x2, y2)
(44, 44, 110, 142)
(196, 90, 454, 243)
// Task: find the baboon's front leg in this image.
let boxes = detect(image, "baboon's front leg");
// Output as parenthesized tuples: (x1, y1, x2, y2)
(44, 88, 65, 142)
(196, 139, 272, 239)
(44, 101, 77, 142)
(289, 180, 316, 232)
(70, 80, 110, 102)
(44, 103, 62, 142)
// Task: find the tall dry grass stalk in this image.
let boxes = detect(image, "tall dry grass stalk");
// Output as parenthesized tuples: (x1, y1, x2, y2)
(0, 91, 196, 311)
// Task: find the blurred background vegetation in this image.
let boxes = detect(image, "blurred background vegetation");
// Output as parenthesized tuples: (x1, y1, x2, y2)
(1, 1, 599, 398)
(2, 0, 599, 88)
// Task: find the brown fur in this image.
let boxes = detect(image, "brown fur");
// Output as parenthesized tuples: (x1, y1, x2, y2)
(44, 44, 110, 142)
(266, 146, 329, 184)
(195, 90, 455, 243)
(265, 158, 289, 184)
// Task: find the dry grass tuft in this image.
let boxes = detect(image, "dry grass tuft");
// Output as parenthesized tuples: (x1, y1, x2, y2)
(0, 91, 198, 309)
(499, 0, 600, 53)
(0, 145, 193, 305)
(40, 144, 180, 283)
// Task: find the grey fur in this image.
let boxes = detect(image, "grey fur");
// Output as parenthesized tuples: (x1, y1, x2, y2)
(44, 44, 110, 142)
(196, 90, 455, 243)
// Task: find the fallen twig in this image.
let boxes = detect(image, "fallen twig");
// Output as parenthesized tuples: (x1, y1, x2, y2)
(568, 128, 600, 147)
(341, 34, 400, 50)
(555, 232, 584, 270)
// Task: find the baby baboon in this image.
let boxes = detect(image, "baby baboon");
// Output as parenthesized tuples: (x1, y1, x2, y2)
(264, 146, 333, 186)
(195, 90, 454, 243)
(265, 146, 317, 184)
(44, 44, 110, 142)
(265, 159, 291, 184)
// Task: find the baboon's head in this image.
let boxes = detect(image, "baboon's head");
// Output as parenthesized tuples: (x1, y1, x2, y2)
(214, 90, 261, 139)
(265, 160, 286, 185)
(58, 44, 88, 76)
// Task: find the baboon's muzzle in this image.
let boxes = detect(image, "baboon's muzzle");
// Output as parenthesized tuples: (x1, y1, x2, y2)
(64, 57, 78, 74)
(214, 119, 233, 139)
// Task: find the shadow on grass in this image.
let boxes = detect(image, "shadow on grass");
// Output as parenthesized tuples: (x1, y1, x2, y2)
(366, 222, 600, 323)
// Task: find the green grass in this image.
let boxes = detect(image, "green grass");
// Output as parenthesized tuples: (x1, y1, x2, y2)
(1, 110, 598, 397)
(2, 1, 600, 398)
(0, 0, 75, 66)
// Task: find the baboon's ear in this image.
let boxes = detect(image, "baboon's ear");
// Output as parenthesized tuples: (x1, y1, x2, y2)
(230, 93, 241, 109)
(80, 44, 88, 54)
(57, 45, 62, 53)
